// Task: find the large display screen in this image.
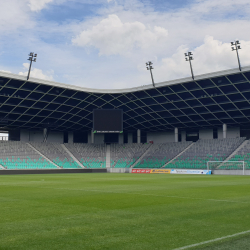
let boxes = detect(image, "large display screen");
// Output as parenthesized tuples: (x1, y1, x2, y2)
(93, 109, 123, 133)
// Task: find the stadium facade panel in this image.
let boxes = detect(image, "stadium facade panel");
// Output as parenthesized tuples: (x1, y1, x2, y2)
(0, 66, 250, 133)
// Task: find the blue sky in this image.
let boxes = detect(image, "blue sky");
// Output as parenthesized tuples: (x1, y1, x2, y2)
(0, 0, 250, 89)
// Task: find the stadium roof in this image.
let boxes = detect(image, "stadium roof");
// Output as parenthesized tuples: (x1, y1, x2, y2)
(1, 66, 250, 132)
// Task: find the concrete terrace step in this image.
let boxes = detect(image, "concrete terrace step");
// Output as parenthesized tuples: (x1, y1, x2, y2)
(61, 144, 85, 169)
(161, 142, 195, 168)
(27, 143, 60, 169)
(216, 139, 248, 169)
(130, 144, 153, 168)
(0, 164, 6, 169)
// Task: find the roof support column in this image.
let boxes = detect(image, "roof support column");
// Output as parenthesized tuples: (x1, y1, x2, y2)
(91, 129, 94, 143)
(223, 124, 227, 139)
(181, 131, 186, 142)
(128, 133, 133, 143)
(175, 128, 178, 142)
(137, 129, 141, 144)
(119, 133, 124, 144)
(43, 128, 48, 142)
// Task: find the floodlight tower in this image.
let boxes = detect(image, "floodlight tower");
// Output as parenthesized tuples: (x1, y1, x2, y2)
(27, 52, 37, 80)
(231, 40, 242, 71)
(146, 61, 155, 87)
(185, 52, 194, 80)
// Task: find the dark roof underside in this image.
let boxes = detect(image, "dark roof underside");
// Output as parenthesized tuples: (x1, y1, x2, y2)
(1, 70, 250, 132)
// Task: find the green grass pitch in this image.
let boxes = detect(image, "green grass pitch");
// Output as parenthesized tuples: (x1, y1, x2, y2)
(0, 173, 250, 250)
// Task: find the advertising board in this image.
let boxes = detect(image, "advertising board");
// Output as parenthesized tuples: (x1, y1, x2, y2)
(131, 169, 211, 175)
(131, 169, 151, 174)
(150, 169, 171, 174)
(170, 169, 212, 175)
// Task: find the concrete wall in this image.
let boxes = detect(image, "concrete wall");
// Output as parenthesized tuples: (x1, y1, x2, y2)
(128, 133, 133, 143)
(147, 131, 175, 143)
(94, 133, 104, 144)
(20, 129, 29, 141)
(29, 130, 43, 142)
(107, 168, 130, 173)
(199, 129, 213, 140)
(218, 127, 240, 139)
(88, 131, 91, 143)
(68, 132, 73, 143)
(46, 131, 63, 143)
(20, 129, 63, 143)
(213, 170, 250, 175)
(181, 131, 186, 142)
(119, 134, 124, 144)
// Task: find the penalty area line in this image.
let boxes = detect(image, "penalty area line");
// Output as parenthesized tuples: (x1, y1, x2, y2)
(173, 229, 250, 250)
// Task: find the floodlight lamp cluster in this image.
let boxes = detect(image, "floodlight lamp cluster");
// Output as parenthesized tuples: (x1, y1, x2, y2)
(231, 40, 241, 51)
(145, 61, 155, 87)
(184, 51, 194, 80)
(28, 52, 37, 62)
(27, 52, 37, 80)
(184, 52, 193, 61)
(146, 61, 153, 70)
(231, 40, 242, 71)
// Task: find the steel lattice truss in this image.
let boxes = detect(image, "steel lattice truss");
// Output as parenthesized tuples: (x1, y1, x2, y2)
(0, 66, 250, 132)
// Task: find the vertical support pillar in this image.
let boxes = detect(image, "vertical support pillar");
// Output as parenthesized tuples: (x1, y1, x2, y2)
(128, 133, 133, 143)
(223, 124, 227, 139)
(87, 131, 91, 144)
(181, 131, 186, 141)
(91, 129, 94, 144)
(175, 128, 178, 142)
(43, 128, 48, 142)
(68, 132, 73, 143)
(137, 129, 141, 144)
(119, 133, 124, 144)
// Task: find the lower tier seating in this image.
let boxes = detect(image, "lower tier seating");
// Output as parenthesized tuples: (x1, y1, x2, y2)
(30, 142, 80, 169)
(0, 138, 247, 170)
(0, 141, 56, 169)
(134, 142, 192, 168)
(166, 137, 245, 169)
(110, 143, 151, 168)
(64, 143, 106, 168)
(220, 140, 250, 170)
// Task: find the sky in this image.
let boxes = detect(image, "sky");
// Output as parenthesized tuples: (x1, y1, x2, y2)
(0, 0, 250, 89)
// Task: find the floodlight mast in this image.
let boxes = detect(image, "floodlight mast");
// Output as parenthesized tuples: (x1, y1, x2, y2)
(185, 52, 194, 80)
(231, 40, 242, 71)
(146, 61, 155, 87)
(27, 52, 37, 80)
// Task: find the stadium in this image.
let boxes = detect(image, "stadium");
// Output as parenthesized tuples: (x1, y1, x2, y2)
(0, 64, 250, 174)
(2, 0, 250, 248)
(1, 66, 250, 250)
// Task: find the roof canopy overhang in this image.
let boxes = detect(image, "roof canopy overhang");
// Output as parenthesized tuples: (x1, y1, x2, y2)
(1, 66, 250, 132)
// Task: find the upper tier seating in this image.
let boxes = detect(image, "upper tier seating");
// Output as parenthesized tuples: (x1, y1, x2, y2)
(64, 143, 106, 168)
(167, 137, 245, 169)
(223, 140, 250, 170)
(110, 143, 151, 168)
(30, 142, 80, 169)
(0, 141, 56, 169)
(134, 142, 192, 168)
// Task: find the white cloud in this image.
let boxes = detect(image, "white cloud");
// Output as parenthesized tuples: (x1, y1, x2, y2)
(72, 14, 168, 56)
(1, 0, 250, 89)
(0, 70, 12, 74)
(18, 63, 54, 81)
(0, 0, 33, 32)
(154, 36, 250, 83)
(28, 0, 54, 12)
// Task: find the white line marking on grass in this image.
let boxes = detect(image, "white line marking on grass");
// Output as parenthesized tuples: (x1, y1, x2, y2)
(173, 229, 250, 250)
